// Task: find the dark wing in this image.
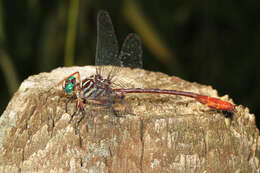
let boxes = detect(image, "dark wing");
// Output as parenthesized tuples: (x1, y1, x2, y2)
(119, 33, 143, 69)
(95, 10, 120, 66)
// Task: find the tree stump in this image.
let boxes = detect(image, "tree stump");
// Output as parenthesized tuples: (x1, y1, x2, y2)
(0, 66, 259, 172)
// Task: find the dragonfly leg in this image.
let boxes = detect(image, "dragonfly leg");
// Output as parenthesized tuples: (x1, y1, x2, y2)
(69, 97, 85, 123)
(77, 98, 85, 115)
(65, 96, 75, 113)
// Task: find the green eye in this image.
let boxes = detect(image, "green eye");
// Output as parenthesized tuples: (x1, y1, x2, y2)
(65, 82, 74, 94)
(68, 76, 75, 81)
(64, 76, 76, 94)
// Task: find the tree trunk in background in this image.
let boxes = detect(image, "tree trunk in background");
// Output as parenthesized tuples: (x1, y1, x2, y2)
(0, 66, 259, 172)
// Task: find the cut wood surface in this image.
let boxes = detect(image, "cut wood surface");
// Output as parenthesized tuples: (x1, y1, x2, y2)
(0, 66, 259, 172)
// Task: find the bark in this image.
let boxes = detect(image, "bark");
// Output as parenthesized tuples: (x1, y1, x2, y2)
(0, 66, 259, 173)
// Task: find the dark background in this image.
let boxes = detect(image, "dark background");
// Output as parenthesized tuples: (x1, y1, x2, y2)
(0, 1, 259, 127)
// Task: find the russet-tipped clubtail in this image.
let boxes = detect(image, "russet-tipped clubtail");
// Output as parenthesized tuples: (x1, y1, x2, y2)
(57, 10, 236, 119)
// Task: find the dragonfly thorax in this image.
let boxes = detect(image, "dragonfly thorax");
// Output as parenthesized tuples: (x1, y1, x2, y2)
(79, 74, 114, 100)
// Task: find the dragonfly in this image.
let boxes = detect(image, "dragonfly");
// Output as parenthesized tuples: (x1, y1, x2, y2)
(57, 10, 143, 117)
(57, 10, 236, 119)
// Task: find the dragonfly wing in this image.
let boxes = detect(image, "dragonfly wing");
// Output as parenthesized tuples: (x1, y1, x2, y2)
(95, 10, 120, 66)
(119, 33, 143, 69)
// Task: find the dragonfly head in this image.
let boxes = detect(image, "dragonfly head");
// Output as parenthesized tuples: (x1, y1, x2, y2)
(64, 76, 76, 94)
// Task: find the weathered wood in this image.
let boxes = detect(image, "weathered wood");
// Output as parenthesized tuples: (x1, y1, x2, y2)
(0, 66, 259, 172)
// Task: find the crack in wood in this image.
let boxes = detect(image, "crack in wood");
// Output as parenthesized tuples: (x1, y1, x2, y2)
(139, 118, 144, 173)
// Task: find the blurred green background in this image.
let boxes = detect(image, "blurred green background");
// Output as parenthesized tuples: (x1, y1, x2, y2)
(0, 0, 259, 127)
